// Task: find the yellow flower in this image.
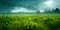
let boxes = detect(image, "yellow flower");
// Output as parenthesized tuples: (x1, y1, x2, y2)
(34, 23, 37, 25)
(15, 20, 18, 22)
(28, 18, 32, 20)
(27, 26, 29, 29)
(30, 22, 33, 24)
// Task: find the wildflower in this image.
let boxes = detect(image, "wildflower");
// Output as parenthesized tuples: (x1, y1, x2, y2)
(28, 18, 32, 20)
(34, 23, 37, 25)
(6, 22, 8, 24)
(15, 20, 18, 22)
(27, 26, 29, 29)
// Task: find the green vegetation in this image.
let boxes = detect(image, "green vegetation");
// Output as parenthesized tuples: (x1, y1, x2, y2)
(0, 14, 60, 30)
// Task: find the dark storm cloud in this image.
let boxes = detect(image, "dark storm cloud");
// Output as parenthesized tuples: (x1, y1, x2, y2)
(0, 0, 47, 13)
(0, 0, 46, 6)
(0, 0, 60, 13)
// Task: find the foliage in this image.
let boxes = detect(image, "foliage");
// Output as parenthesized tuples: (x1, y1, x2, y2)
(0, 14, 60, 30)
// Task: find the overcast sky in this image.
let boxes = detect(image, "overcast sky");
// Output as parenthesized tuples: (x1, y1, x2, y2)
(0, 0, 60, 13)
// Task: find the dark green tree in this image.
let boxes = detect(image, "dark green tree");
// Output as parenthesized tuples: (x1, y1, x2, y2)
(55, 8, 60, 13)
(36, 10, 40, 13)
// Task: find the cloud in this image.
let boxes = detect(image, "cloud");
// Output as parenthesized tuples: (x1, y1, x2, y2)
(0, 0, 60, 13)
(0, 0, 39, 13)
(11, 7, 36, 13)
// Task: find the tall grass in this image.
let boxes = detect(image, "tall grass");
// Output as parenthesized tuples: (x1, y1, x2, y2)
(0, 14, 60, 30)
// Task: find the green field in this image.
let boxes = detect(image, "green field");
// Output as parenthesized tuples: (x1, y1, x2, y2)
(0, 14, 60, 30)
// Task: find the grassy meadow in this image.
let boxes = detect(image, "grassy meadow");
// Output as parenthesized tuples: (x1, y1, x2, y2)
(0, 14, 60, 30)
